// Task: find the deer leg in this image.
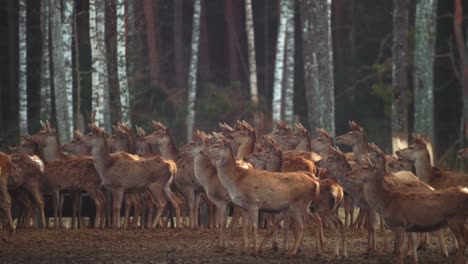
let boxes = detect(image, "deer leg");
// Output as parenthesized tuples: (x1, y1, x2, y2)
(193, 192, 201, 229)
(71, 192, 80, 229)
(246, 207, 259, 255)
(149, 184, 168, 229)
(393, 228, 406, 264)
(52, 190, 60, 229)
(163, 187, 182, 229)
(230, 206, 241, 230)
(435, 230, 448, 257)
(408, 232, 419, 264)
(58, 193, 65, 228)
(86, 188, 103, 229)
(130, 197, 142, 228)
(24, 183, 46, 229)
(0, 182, 15, 233)
(447, 218, 467, 264)
(123, 194, 131, 229)
(111, 189, 124, 229)
(214, 201, 228, 249)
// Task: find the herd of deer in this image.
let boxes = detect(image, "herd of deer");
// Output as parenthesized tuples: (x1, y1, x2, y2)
(0, 119, 467, 263)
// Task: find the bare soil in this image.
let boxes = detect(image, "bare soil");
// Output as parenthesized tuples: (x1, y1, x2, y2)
(0, 225, 458, 264)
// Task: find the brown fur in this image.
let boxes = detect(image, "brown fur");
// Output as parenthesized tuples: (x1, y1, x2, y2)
(0, 152, 15, 232)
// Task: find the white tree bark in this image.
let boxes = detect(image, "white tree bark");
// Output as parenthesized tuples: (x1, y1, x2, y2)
(89, 0, 111, 131)
(19, 0, 28, 136)
(116, 0, 131, 125)
(40, 0, 52, 120)
(272, 0, 289, 126)
(300, 0, 335, 135)
(186, 0, 202, 142)
(283, 0, 295, 126)
(51, 0, 72, 143)
(414, 0, 437, 163)
(245, 0, 258, 106)
(62, 0, 74, 141)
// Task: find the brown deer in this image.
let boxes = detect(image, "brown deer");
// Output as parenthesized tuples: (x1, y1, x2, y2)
(84, 124, 180, 229)
(457, 148, 468, 159)
(346, 155, 468, 264)
(28, 123, 106, 228)
(0, 152, 15, 233)
(309, 128, 356, 229)
(205, 133, 320, 256)
(8, 151, 46, 228)
(144, 121, 200, 229)
(397, 134, 468, 189)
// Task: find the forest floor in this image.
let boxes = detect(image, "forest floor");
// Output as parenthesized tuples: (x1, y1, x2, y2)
(0, 220, 458, 264)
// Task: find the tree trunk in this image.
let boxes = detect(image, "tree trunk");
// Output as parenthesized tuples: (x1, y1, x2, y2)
(126, 0, 136, 98)
(117, 0, 131, 125)
(89, 0, 111, 131)
(414, 0, 437, 163)
(245, 0, 258, 105)
(186, 0, 202, 142)
(51, 0, 72, 143)
(272, 0, 289, 126)
(19, 0, 28, 136)
(173, 0, 185, 89)
(144, 0, 159, 84)
(225, 0, 240, 82)
(283, 0, 295, 126)
(40, 0, 52, 120)
(391, 0, 409, 153)
(454, 0, 468, 142)
(62, 0, 74, 141)
(299, 0, 335, 135)
(74, 2, 84, 133)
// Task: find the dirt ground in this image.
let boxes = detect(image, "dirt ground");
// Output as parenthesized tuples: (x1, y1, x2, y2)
(0, 222, 460, 264)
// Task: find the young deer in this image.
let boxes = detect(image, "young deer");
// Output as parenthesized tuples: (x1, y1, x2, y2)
(28, 123, 106, 229)
(205, 133, 320, 256)
(84, 125, 180, 229)
(0, 152, 15, 233)
(346, 155, 468, 264)
(397, 134, 468, 189)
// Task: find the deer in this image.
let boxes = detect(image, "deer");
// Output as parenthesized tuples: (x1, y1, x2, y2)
(397, 134, 468, 189)
(143, 121, 201, 229)
(7, 151, 46, 228)
(0, 152, 15, 233)
(345, 153, 468, 264)
(251, 137, 347, 257)
(83, 124, 180, 229)
(28, 122, 106, 229)
(205, 133, 320, 256)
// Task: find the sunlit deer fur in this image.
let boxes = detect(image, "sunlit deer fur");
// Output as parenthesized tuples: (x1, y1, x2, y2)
(205, 133, 320, 256)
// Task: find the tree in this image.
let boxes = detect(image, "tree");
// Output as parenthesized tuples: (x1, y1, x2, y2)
(89, 0, 111, 131)
(299, 0, 335, 135)
(116, 0, 131, 125)
(413, 0, 437, 163)
(40, 0, 52, 120)
(50, 0, 73, 143)
(18, 0, 28, 136)
(225, 0, 240, 82)
(144, 0, 159, 84)
(245, 0, 258, 106)
(283, 0, 296, 126)
(62, 0, 74, 141)
(186, 0, 202, 142)
(391, 0, 410, 153)
(272, 0, 289, 125)
(173, 0, 185, 90)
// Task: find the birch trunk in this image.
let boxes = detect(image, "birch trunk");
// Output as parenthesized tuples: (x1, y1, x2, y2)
(51, 0, 72, 143)
(19, 0, 28, 136)
(414, 0, 437, 163)
(62, 0, 74, 141)
(117, 0, 131, 125)
(391, 0, 410, 153)
(89, 0, 111, 131)
(454, 0, 468, 143)
(283, 0, 295, 126)
(245, 0, 258, 105)
(272, 0, 289, 125)
(40, 0, 52, 120)
(300, 0, 335, 135)
(186, 0, 202, 142)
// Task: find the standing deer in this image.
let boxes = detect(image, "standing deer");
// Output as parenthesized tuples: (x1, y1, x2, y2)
(0, 152, 15, 233)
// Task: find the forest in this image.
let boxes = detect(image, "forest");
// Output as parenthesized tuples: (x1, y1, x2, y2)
(0, 0, 467, 168)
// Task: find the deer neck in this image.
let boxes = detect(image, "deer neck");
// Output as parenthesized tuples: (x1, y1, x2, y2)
(159, 139, 179, 160)
(90, 138, 113, 177)
(194, 153, 216, 181)
(236, 137, 255, 160)
(364, 173, 392, 212)
(266, 151, 283, 172)
(413, 153, 434, 183)
(319, 145, 334, 159)
(214, 148, 242, 194)
(352, 141, 369, 163)
(296, 138, 311, 151)
(41, 139, 67, 162)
